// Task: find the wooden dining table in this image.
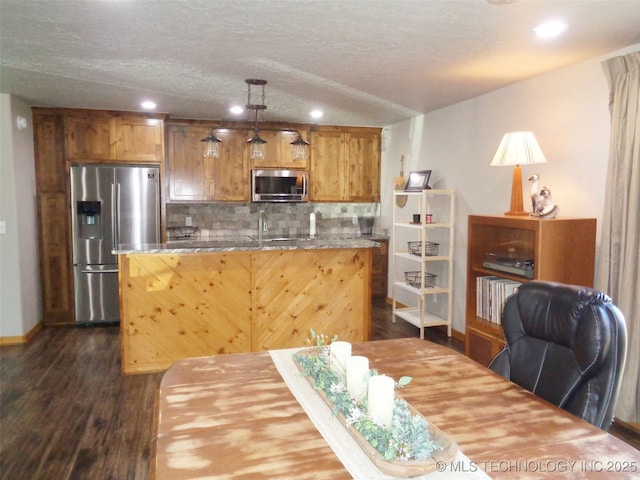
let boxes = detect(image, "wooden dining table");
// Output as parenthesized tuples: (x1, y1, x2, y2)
(151, 338, 639, 479)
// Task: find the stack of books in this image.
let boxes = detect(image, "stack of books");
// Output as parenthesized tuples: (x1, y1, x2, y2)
(476, 276, 522, 324)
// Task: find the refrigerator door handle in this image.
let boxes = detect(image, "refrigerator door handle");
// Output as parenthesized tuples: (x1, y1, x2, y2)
(80, 268, 119, 274)
(111, 182, 122, 248)
(111, 182, 117, 249)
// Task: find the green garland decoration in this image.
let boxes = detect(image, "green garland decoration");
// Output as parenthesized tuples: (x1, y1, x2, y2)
(293, 346, 442, 461)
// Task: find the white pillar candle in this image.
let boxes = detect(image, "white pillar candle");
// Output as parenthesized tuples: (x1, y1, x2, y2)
(329, 341, 351, 375)
(367, 375, 395, 429)
(346, 355, 369, 402)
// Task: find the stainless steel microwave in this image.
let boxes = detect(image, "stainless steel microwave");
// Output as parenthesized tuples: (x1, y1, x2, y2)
(251, 169, 308, 202)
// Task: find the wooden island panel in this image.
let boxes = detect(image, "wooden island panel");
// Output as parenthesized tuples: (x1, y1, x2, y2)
(119, 252, 252, 374)
(251, 249, 370, 350)
(119, 248, 371, 374)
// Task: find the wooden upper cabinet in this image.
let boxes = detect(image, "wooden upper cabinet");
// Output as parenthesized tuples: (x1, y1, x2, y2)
(167, 125, 208, 201)
(166, 124, 249, 202)
(65, 112, 164, 162)
(310, 127, 381, 202)
(32, 109, 66, 192)
(117, 116, 164, 162)
(65, 114, 115, 160)
(347, 130, 380, 202)
(310, 129, 346, 201)
(251, 128, 310, 169)
(212, 129, 249, 201)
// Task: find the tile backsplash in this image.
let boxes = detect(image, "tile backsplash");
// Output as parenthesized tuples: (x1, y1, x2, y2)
(166, 203, 381, 239)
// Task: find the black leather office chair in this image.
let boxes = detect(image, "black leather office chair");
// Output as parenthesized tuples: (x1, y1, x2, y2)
(488, 280, 627, 430)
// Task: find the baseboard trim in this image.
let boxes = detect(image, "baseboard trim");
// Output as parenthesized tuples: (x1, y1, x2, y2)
(383, 296, 465, 343)
(614, 418, 640, 434)
(0, 322, 42, 346)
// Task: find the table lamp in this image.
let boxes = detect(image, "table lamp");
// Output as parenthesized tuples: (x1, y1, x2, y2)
(490, 131, 547, 216)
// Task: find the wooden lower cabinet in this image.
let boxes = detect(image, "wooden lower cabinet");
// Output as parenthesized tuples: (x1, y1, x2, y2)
(119, 248, 372, 374)
(465, 318, 505, 367)
(371, 238, 389, 301)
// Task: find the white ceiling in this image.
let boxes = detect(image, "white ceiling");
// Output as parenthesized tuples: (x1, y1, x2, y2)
(1, 0, 640, 127)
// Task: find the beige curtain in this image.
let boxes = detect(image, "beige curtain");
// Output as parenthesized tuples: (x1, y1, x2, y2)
(598, 51, 640, 425)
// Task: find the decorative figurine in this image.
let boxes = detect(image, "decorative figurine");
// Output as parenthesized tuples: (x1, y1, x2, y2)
(528, 173, 540, 214)
(535, 186, 559, 218)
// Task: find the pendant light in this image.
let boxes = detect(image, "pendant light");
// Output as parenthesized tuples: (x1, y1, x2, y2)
(246, 79, 267, 160)
(199, 79, 311, 160)
(291, 133, 310, 160)
(201, 128, 222, 159)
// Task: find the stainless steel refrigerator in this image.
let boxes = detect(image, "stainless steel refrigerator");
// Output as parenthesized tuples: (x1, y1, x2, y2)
(70, 165, 160, 324)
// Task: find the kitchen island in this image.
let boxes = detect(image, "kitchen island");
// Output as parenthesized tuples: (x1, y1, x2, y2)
(115, 237, 379, 374)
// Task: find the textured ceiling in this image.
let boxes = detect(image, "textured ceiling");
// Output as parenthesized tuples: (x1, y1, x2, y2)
(1, 0, 640, 127)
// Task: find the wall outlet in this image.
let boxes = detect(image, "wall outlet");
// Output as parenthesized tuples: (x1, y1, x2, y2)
(0, 221, 6, 234)
(185, 216, 192, 227)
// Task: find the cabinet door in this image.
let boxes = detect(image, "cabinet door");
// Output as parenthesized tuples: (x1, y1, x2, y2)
(116, 116, 164, 162)
(33, 111, 66, 193)
(212, 130, 249, 201)
(33, 110, 74, 324)
(166, 125, 208, 201)
(37, 193, 73, 323)
(347, 131, 380, 202)
(65, 115, 116, 160)
(310, 130, 346, 201)
(371, 239, 389, 300)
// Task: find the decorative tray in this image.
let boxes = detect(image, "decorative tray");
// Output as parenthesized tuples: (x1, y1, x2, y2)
(293, 348, 458, 477)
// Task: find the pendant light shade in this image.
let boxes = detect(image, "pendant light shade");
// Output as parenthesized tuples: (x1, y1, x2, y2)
(291, 133, 310, 160)
(247, 131, 267, 160)
(201, 128, 222, 158)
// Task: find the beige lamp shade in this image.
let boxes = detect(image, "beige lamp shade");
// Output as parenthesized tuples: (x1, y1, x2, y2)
(490, 131, 547, 216)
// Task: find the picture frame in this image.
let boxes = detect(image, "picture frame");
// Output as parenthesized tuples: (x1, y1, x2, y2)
(404, 170, 432, 191)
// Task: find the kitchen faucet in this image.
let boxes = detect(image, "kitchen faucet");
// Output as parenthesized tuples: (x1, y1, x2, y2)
(258, 209, 268, 241)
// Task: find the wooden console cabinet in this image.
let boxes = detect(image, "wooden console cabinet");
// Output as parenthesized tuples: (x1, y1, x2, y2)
(465, 215, 596, 366)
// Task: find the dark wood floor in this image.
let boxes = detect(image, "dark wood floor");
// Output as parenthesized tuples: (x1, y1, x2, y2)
(1, 303, 637, 480)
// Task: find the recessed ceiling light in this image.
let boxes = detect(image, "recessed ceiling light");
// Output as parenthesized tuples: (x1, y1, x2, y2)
(230, 106, 244, 115)
(310, 110, 324, 119)
(141, 100, 156, 110)
(534, 20, 568, 39)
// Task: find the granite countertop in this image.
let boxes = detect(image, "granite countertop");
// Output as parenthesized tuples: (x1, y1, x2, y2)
(113, 234, 386, 254)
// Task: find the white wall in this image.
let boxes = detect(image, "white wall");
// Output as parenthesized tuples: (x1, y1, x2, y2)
(381, 44, 640, 334)
(0, 94, 41, 337)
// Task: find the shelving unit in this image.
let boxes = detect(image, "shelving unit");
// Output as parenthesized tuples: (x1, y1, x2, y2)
(392, 190, 455, 338)
(465, 215, 596, 366)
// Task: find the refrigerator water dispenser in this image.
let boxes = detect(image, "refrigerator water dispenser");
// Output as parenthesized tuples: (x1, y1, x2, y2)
(77, 201, 101, 239)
